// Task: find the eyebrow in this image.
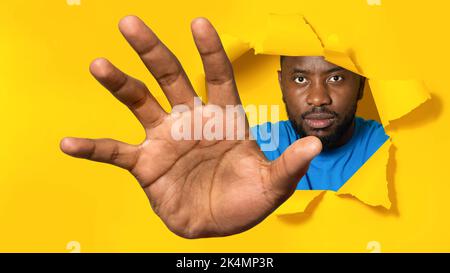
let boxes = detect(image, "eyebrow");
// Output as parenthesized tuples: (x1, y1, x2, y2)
(291, 66, 345, 74)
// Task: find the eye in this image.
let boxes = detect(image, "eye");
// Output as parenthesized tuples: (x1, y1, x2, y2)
(328, 75, 343, 83)
(294, 76, 307, 84)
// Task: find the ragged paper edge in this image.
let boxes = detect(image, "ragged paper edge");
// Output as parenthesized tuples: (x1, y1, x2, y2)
(251, 13, 323, 56)
(368, 79, 431, 127)
(336, 139, 392, 208)
(215, 13, 430, 215)
(220, 34, 252, 63)
(275, 190, 326, 215)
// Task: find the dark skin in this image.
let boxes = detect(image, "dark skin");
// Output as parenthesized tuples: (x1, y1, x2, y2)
(278, 56, 365, 150)
(60, 16, 322, 239)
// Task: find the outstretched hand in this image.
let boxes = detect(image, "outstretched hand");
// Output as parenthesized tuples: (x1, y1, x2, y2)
(60, 16, 322, 238)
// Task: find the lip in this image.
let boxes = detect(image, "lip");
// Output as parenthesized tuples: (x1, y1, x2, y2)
(304, 116, 336, 129)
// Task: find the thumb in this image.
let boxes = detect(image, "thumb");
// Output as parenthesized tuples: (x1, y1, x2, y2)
(268, 136, 322, 201)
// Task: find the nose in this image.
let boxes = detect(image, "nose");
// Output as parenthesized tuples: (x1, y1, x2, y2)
(305, 82, 332, 107)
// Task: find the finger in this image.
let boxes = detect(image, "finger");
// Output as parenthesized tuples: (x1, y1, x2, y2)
(268, 136, 322, 201)
(191, 17, 241, 106)
(118, 15, 197, 107)
(90, 58, 167, 129)
(60, 137, 139, 171)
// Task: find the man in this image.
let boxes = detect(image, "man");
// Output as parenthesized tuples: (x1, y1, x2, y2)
(60, 15, 386, 239)
(251, 56, 389, 191)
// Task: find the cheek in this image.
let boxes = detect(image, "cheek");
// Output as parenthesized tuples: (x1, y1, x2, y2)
(283, 90, 307, 117)
(329, 87, 359, 112)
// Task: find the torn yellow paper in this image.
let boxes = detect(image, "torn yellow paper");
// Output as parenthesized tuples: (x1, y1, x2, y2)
(322, 34, 361, 75)
(220, 34, 251, 63)
(276, 190, 325, 215)
(252, 13, 323, 56)
(368, 79, 431, 127)
(337, 139, 392, 209)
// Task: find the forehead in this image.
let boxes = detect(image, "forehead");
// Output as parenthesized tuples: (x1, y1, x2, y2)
(281, 56, 342, 73)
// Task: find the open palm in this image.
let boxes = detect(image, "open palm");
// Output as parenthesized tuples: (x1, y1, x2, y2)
(60, 15, 321, 238)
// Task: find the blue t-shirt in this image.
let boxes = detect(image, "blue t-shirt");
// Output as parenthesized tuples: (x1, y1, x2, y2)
(251, 117, 389, 191)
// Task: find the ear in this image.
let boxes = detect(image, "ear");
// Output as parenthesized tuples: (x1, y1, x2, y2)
(357, 76, 365, 101)
(278, 70, 286, 102)
(278, 70, 282, 89)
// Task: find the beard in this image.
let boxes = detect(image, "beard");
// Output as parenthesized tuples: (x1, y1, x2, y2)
(287, 102, 357, 151)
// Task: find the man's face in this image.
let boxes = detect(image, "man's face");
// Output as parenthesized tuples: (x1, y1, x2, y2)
(278, 56, 364, 150)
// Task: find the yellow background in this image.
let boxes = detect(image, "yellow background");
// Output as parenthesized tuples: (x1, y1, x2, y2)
(0, 0, 448, 252)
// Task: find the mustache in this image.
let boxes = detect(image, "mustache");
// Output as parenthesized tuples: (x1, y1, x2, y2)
(301, 107, 338, 119)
